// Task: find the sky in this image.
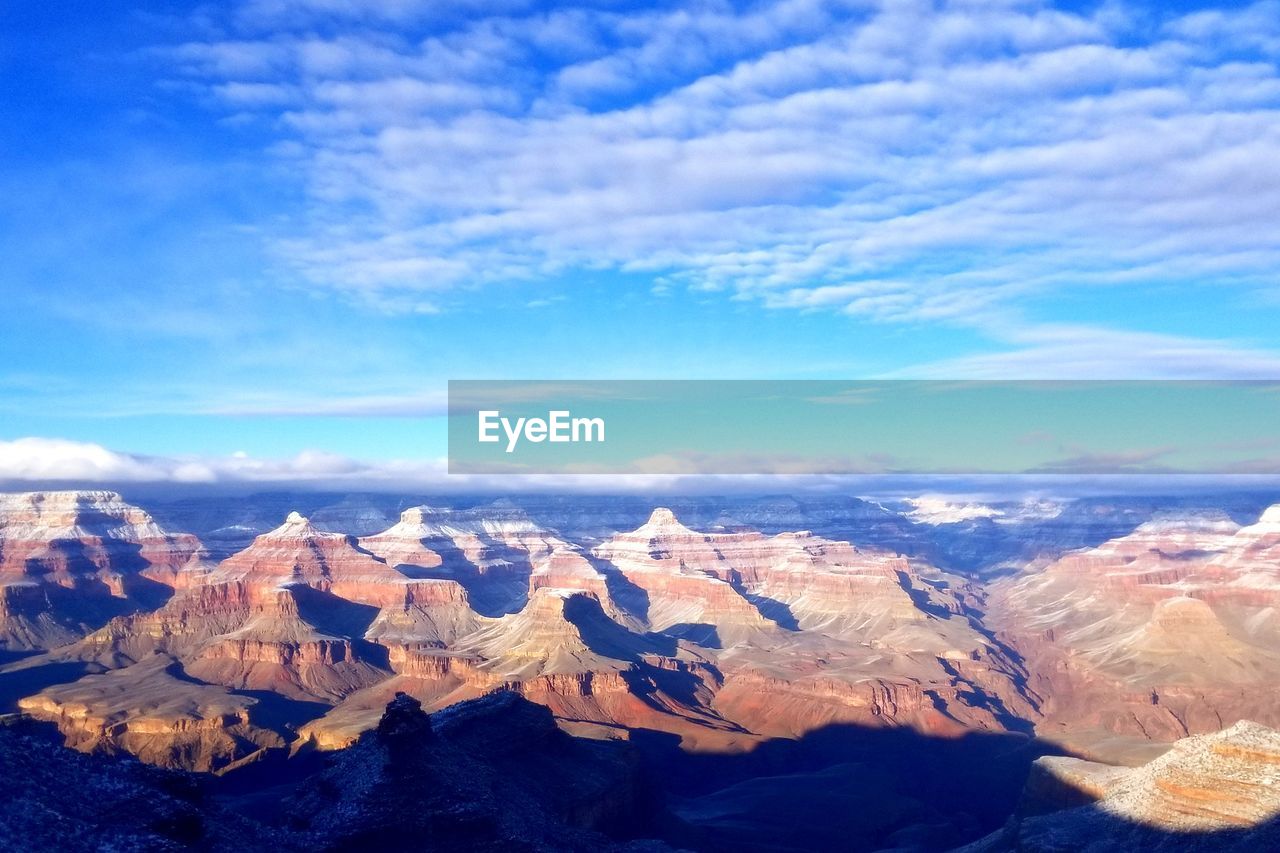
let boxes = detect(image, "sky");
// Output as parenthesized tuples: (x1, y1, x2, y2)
(1, 0, 1279, 488)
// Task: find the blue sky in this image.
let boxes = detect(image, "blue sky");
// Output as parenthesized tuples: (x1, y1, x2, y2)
(2, 0, 1280, 486)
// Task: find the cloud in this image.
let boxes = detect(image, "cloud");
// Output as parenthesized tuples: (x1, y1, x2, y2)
(904, 495, 1004, 525)
(203, 390, 450, 417)
(5, 437, 1280, 497)
(896, 324, 1280, 379)
(0, 435, 835, 491)
(154, 0, 1280, 336)
(0, 438, 376, 484)
(0, 438, 183, 483)
(0, 437, 452, 487)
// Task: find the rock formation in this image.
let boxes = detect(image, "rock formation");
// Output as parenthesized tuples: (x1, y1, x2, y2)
(0, 491, 205, 650)
(0, 715, 289, 852)
(17, 652, 284, 772)
(360, 503, 567, 615)
(297, 585, 734, 752)
(590, 508, 784, 645)
(214, 511, 412, 606)
(969, 720, 1280, 851)
(69, 512, 410, 703)
(0, 692, 654, 851)
(595, 508, 1038, 738)
(7, 501, 1044, 764)
(284, 690, 650, 850)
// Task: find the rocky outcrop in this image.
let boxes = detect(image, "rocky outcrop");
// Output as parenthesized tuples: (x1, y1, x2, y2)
(592, 507, 973, 641)
(0, 582, 85, 650)
(0, 691, 656, 851)
(0, 490, 205, 584)
(527, 546, 620, 614)
(363, 577, 478, 647)
(1017, 756, 1132, 816)
(79, 577, 391, 703)
(361, 503, 565, 574)
(299, 588, 736, 752)
(0, 716, 289, 852)
(0, 497, 1045, 776)
(457, 587, 661, 678)
(11, 489, 1280, 850)
(969, 721, 1280, 851)
(358, 507, 446, 570)
(595, 508, 1037, 738)
(285, 691, 650, 850)
(17, 652, 285, 772)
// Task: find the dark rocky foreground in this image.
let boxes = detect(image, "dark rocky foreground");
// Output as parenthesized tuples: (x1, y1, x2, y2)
(5, 692, 1280, 852)
(0, 691, 666, 853)
(0, 717, 277, 852)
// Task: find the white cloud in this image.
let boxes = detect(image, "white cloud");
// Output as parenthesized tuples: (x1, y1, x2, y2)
(202, 390, 449, 417)
(0, 437, 437, 486)
(904, 495, 1004, 524)
(0, 438, 179, 482)
(897, 324, 1280, 379)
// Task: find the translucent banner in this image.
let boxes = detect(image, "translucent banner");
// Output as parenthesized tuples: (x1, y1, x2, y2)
(447, 380, 1280, 475)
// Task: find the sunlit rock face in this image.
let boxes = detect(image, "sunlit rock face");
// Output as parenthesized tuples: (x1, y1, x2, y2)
(360, 503, 568, 616)
(363, 503, 565, 569)
(17, 652, 285, 772)
(590, 507, 783, 645)
(591, 508, 1038, 739)
(979, 720, 1280, 852)
(213, 511, 417, 607)
(297, 581, 735, 754)
(358, 508, 447, 572)
(71, 511, 430, 703)
(592, 506, 961, 635)
(11, 487, 1280, 852)
(0, 491, 206, 650)
(990, 506, 1280, 758)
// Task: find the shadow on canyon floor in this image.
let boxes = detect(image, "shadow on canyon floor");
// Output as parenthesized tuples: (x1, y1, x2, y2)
(0, 659, 100, 713)
(630, 723, 1060, 851)
(199, 712, 1066, 851)
(630, 721, 1280, 852)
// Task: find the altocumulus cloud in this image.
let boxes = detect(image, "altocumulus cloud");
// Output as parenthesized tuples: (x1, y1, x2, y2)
(160, 0, 1280, 339)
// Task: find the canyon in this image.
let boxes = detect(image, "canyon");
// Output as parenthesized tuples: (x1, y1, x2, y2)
(2, 488, 1280, 850)
(988, 508, 1280, 763)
